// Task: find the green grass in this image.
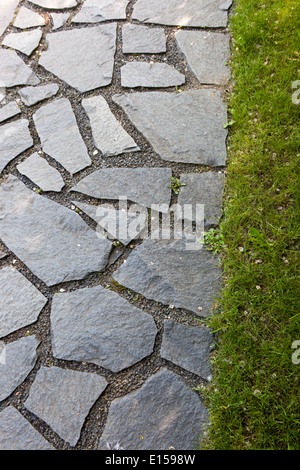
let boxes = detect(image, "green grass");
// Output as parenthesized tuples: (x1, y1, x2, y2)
(199, 0, 300, 450)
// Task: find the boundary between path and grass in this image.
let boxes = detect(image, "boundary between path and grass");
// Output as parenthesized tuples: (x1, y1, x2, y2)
(199, 0, 300, 450)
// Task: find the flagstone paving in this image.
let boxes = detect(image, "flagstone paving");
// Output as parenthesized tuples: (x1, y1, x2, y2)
(0, 0, 231, 451)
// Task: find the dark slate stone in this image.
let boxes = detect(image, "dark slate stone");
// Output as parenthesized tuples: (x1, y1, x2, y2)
(0, 406, 54, 450)
(113, 237, 222, 316)
(113, 91, 227, 166)
(0, 176, 112, 286)
(98, 368, 208, 450)
(50, 285, 157, 372)
(0, 119, 33, 173)
(24, 366, 108, 446)
(161, 320, 214, 379)
(0, 336, 40, 401)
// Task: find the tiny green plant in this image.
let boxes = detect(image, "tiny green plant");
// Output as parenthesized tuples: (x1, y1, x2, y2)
(203, 228, 225, 254)
(168, 177, 186, 194)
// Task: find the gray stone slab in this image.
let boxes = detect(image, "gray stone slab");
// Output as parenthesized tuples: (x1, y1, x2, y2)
(14, 7, 45, 28)
(0, 336, 40, 401)
(71, 168, 172, 211)
(113, 237, 222, 316)
(0, 176, 112, 286)
(82, 95, 139, 156)
(177, 171, 225, 227)
(0, 49, 40, 88)
(51, 12, 69, 29)
(24, 366, 107, 446)
(0, 101, 20, 123)
(0, 119, 33, 173)
(18, 83, 59, 106)
(161, 321, 214, 379)
(121, 62, 185, 88)
(39, 25, 117, 92)
(72, 0, 129, 23)
(176, 31, 230, 85)
(29, 0, 77, 8)
(0, 0, 19, 36)
(72, 201, 147, 245)
(17, 153, 65, 192)
(132, 0, 229, 27)
(51, 285, 157, 372)
(2, 30, 43, 56)
(0, 266, 47, 338)
(33, 98, 91, 174)
(0, 406, 54, 450)
(98, 368, 208, 450)
(122, 24, 166, 54)
(113, 90, 227, 166)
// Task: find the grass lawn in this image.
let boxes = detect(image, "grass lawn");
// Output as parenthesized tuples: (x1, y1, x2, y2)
(199, 0, 300, 450)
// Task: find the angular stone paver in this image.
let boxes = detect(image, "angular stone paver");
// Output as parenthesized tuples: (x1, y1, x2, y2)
(51, 13, 69, 30)
(0, 266, 47, 338)
(161, 321, 214, 380)
(72, 201, 147, 245)
(122, 24, 166, 54)
(0, 176, 112, 286)
(0, 119, 33, 173)
(0, 406, 54, 450)
(29, 0, 77, 8)
(0, 50, 40, 87)
(132, 0, 231, 27)
(0, 336, 40, 401)
(82, 95, 140, 156)
(71, 168, 172, 211)
(13, 7, 45, 28)
(0, 102, 20, 123)
(113, 237, 222, 316)
(18, 84, 59, 106)
(17, 153, 65, 192)
(121, 62, 185, 88)
(176, 30, 230, 85)
(98, 368, 208, 450)
(51, 285, 157, 372)
(2, 30, 43, 56)
(0, 0, 19, 36)
(72, 0, 129, 23)
(113, 91, 227, 166)
(33, 98, 91, 174)
(39, 25, 117, 92)
(24, 366, 107, 446)
(177, 171, 225, 227)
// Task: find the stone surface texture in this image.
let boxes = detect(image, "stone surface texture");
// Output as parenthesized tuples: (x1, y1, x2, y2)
(0, 101, 20, 123)
(176, 30, 230, 85)
(122, 24, 166, 53)
(13, 7, 45, 28)
(0, 119, 33, 173)
(161, 321, 214, 379)
(0, 266, 47, 338)
(17, 153, 65, 191)
(29, 0, 77, 8)
(2, 30, 43, 56)
(132, 0, 230, 27)
(72, 0, 129, 23)
(0, 0, 19, 36)
(99, 368, 208, 450)
(39, 25, 117, 92)
(121, 62, 185, 88)
(0, 50, 40, 87)
(0, 176, 112, 286)
(50, 285, 157, 372)
(0, 406, 54, 450)
(113, 91, 227, 166)
(0, 336, 40, 401)
(71, 168, 172, 210)
(82, 95, 140, 156)
(33, 98, 91, 174)
(113, 237, 222, 316)
(18, 84, 59, 106)
(24, 366, 107, 446)
(51, 12, 70, 30)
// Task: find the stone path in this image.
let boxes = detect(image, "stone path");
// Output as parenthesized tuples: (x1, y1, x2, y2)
(0, 0, 231, 450)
